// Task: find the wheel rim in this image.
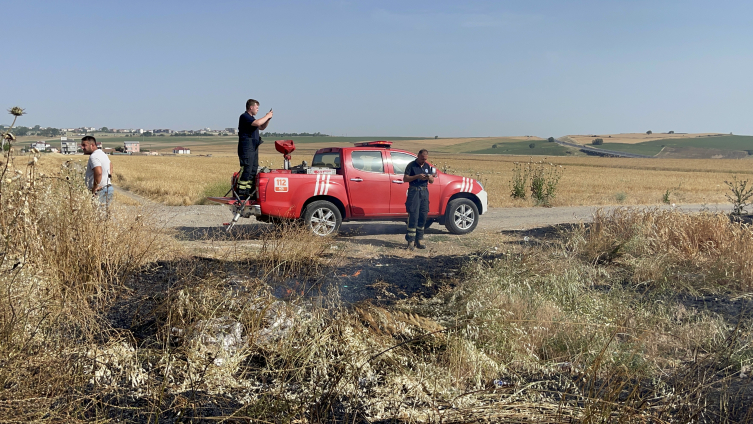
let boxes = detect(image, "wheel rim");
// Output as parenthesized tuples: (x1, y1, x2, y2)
(310, 207, 336, 235)
(453, 204, 475, 230)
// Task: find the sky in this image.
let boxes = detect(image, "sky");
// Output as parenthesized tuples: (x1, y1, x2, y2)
(5, 0, 753, 137)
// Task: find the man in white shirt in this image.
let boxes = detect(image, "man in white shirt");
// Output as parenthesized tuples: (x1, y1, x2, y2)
(81, 136, 113, 204)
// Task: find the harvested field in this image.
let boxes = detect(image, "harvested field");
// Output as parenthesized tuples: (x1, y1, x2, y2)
(33, 151, 753, 207)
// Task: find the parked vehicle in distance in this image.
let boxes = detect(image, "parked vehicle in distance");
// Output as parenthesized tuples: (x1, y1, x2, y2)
(207, 141, 488, 236)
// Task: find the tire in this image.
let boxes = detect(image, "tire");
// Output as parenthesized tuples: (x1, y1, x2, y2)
(303, 200, 342, 236)
(444, 198, 479, 235)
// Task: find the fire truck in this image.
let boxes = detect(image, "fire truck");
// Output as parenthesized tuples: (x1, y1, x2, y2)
(207, 140, 488, 236)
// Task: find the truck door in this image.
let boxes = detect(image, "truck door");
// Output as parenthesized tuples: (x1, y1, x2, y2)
(344, 150, 390, 216)
(388, 151, 441, 215)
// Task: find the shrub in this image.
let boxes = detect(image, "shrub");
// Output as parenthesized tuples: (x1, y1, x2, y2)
(646, 130, 652, 135)
(592, 138, 604, 145)
(492, 144, 498, 148)
(529, 143, 535, 149)
(547, 137, 554, 142)
(669, 130, 674, 134)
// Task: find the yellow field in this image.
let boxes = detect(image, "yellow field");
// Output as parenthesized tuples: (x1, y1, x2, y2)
(29, 149, 751, 208)
(566, 132, 728, 145)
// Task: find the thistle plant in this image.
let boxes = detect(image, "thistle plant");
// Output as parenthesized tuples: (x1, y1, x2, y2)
(511, 158, 563, 206)
(510, 161, 528, 199)
(725, 175, 753, 216)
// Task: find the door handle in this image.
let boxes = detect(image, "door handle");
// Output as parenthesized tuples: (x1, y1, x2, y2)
(391, 180, 404, 184)
(349, 178, 363, 182)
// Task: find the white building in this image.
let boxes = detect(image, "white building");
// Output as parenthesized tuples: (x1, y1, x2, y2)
(30, 141, 51, 151)
(173, 146, 190, 154)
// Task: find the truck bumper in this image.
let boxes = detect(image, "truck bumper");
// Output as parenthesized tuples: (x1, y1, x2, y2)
(477, 189, 488, 214)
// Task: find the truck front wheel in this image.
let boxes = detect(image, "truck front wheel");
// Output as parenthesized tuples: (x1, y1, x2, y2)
(303, 200, 342, 236)
(444, 198, 479, 235)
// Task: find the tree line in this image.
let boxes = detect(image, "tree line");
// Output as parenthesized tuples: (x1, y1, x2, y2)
(260, 131, 330, 137)
(0, 125, 61, 137)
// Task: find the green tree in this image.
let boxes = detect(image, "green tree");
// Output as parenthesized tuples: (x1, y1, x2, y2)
(592, 138, 604, 145)
(39, 127, 60, 137)
(548, 137, 555, 142)
(100, 127, 109, 132)
(646, 130, 652, 135)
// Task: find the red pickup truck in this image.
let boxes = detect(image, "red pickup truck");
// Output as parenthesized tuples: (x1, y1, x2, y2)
(208, 141, 488, 236)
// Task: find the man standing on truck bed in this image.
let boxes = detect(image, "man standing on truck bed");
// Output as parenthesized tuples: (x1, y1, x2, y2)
(237, 99, 273, 198)
(403, 149, 434, 250)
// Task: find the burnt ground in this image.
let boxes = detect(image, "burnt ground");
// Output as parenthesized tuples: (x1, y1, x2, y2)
(102, 213, 753, 422)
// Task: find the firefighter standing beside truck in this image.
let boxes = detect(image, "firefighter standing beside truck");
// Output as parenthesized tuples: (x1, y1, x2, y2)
(403, 149, 434, 250)
(237, 99, 273, 198)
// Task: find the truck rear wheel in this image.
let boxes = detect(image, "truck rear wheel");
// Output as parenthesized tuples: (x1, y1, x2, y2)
(303, 200, 342, 236)
(444, 198, 479, 235)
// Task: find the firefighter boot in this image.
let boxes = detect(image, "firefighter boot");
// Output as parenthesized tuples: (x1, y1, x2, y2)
(407, 241, 415, 251)
(415, 240, 426, 249)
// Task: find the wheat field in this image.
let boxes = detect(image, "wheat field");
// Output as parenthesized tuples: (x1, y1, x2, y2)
(32, 150, 752, 207)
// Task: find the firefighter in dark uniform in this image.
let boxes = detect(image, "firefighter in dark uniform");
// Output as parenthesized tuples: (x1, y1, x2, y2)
(237, 99, 273, 198)
(403, 149, 434, 250)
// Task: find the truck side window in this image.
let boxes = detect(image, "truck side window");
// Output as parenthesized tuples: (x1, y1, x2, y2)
(351, 151, 384, 173)
(390, 152, 415, 175)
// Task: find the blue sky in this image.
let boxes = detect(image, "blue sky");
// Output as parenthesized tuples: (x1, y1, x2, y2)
(6, 1, 753, 137)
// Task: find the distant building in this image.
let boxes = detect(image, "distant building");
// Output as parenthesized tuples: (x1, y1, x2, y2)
(60, 139, 78, 154)
(173, 146, 190, 154)
(124, 141, 140, 154)
(225, 127, 237, 135)
(30, 141, 51, 151)
(153, 129, 173, 134)
(96, 141, 103, 149)
(136, 129, 144, 134)
(102, 148, 115, 155)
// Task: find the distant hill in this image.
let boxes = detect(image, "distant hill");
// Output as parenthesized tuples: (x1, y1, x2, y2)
(568, 134, 753, 158)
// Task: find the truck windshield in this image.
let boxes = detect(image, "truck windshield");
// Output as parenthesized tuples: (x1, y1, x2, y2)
(312, 152, 341, 169)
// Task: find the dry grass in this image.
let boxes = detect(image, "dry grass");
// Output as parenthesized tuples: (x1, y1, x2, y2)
(573, 208, 753, 290)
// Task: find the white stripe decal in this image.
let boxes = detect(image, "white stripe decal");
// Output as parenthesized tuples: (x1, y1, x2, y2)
(324, 175, 331, 195)
(314, 174, 320, 195)
(462, 177, 467, 192)
(469, 179, 474, 193)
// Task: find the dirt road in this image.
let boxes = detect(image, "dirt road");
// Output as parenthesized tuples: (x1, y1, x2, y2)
(155, 202, 733, 233)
